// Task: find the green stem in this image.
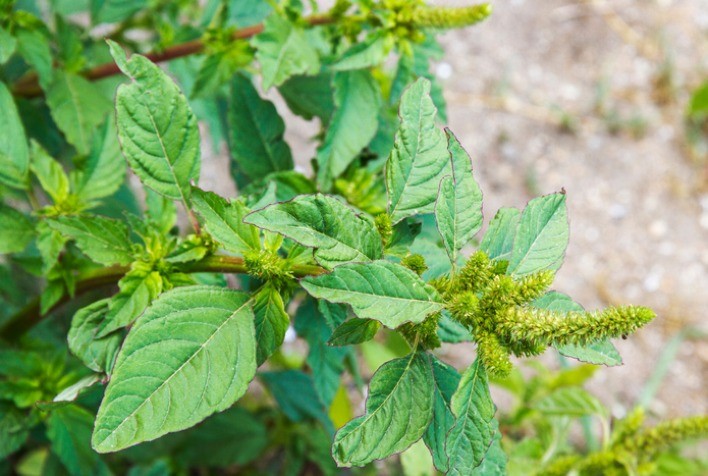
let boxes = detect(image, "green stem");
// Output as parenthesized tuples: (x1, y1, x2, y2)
(0, 255, 325, 341)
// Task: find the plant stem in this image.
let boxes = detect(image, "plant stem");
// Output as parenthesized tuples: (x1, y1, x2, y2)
(11, 14, 334, 98)
(0, 255, 325, 341)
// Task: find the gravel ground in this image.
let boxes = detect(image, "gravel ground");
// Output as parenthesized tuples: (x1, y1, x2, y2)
(200, 0, 708, 420)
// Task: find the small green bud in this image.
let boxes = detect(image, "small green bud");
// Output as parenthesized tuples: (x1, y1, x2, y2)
(244, 249, 292, 286)
(447, 291, 480, 328)
(401, 254, 427, 276)
(412, 3, 492, 29)
(457, 250, 494, 292)
(398, 313, 441, 350)
(375, 213, 393, 246)
(623, 415, 708, 457)
(475, 329, 512, 378)
(513, 270, 555, 303)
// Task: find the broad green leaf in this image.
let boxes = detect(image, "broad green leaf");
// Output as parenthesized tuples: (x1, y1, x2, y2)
(68, 299, 123, 373)
(534, 291, 622, 366)
(435, 129, 483, 266)
(47, 405, 110, 475)
(175, 406, 268, 467)
(328, 318, 381, 346)
(424, 355, 461, 472)
(191, 187, 260, 255)
(227, 74, 293, 182)
(535, 387, 606, 417)
(316, 70, 381, 189)
(386, 78, 449, 224)
(244, 194, 383, 269)
(30, 141, 70, 203)
(253, 14, 320, 90)
(0, 402, 29, 459)
(471, 425, 506, 475)
(508, 193, 568, 277)
(0, 204, 35, 254)
(301, 260, 443, 328)
(259, 370, 333, 434)
(479, 207, 520, 261)
(47, 215, 134, 266)
(278, 73, 334, 121)
(46, 71, 112, 155)
(109, 41, 200, 202)
(91, 0, 146, 23)
(97, 268, 163, 337)
(15, 28, 53, 89)
(0, 27, 16, 64)
(72, 115, 126, 202)
(0, 82, 30, 190)
(445, 359, 496, 475)
(332, 352, 434, 467)
(332, 33, 390, 71)
(294, 300, 348, 407)
(253, 284, 289, 365)
(54, 375, 102, 403)
(228, 0, 272, 26)
(92, 286, 257, 452)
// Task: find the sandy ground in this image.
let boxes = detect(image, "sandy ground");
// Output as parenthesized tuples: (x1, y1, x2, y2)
(200, 0, 708, 420)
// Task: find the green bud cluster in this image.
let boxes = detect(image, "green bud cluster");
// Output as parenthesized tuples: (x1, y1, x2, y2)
(496, 305, 656, 348)
(398, 312, 441, 350)
(374, 213, 393, 247)
(446, 251, 655, 377)
(400, 254, 428, 276)
(244, 249, 293, 288)
(542, 414, 708, 475)
(412, 3, 492, 29)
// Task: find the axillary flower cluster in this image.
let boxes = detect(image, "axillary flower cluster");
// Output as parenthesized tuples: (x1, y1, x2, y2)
(406, 250, 658, 377)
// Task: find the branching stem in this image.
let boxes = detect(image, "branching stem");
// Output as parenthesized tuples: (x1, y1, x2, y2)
(0, 255, 325, 341)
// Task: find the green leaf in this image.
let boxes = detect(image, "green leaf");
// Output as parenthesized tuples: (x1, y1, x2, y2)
(445, 359, 496, 475)
(401, 439, 436, 476)
(332, 33, 390, 71)
(15, 28, 53, 89)
(91, 0, 146, 23)
(328, 318, 381, 346)
(423, 355, 461, 472)
(332, 352, 434, 467)
(316, 70, 381, 189)
(301, 260, 443, 328)
(437, 312, 473, 343)
(535, 387, 606, 417)
(36, 221, 68, 273)
(228, 0, 272, 26)
(92, 286, 257, 453)
(278, 73, 334, 121)
(0, 204, 35, 254)
(253, 284, 289, 365)
(97, 268, 163, 337)
(47, 405, 110, 475)
(435, 129, 483, 266)
(533, 291, 622, 366)
(47, 215, 134, 266)
(0, 82, 30, 190)
(109, 40, 200, 202)
(508, 193, 568, 277)
(471, 425, 506, 475)
(30, 141, 70, 203)
(175, 406, 268, 467)
(191, 187, 260, 255)
(244, 194, 383, 269)
(688, 82, 708, 118)
(46, 71, 112, 155)
(294, 300, 348, 407)
(72, 115, 126, 202)
(0, 402, 29, 459)
(68, 299, 123, 373)
(0, 27, 16, 65)
(386, 78, 449, 224)
(253, 14, 320, 90)
(227, 74, 293, 182)
(479, 207, 520, 261)
(259, 370, 333, 433)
